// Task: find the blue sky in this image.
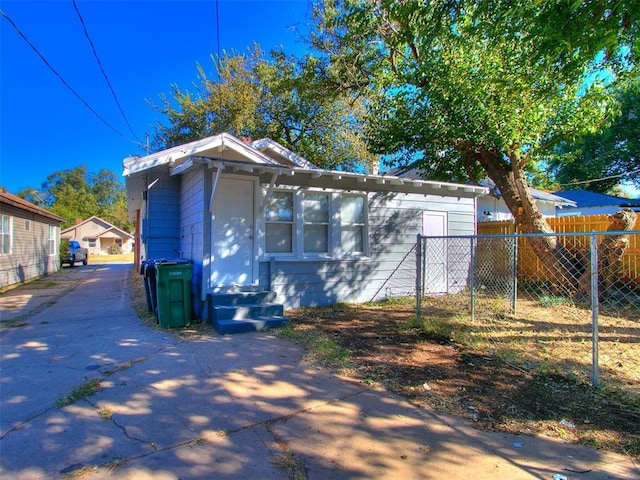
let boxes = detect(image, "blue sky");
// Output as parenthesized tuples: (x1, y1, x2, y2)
(0, 0, 311, 194)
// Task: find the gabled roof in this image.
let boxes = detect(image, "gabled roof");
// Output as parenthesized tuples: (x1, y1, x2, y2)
(554, 189, 640, 208)
(123, 134, 488, 211)
(123, 132, 286, 177)
(61, 216, 133, 239)
(0, 190, 64, 223)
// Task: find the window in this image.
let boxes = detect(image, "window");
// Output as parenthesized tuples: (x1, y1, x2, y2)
(341, 196, 365, 254)
(264, 189, 368, 259)
(265, 191, 294, 253)
(303, 193, 329, 253)
(1, 215, 12, 254)
(87, 238, 97, 248)
(25, 220, 31, 231)
(48, 225, 57, 256)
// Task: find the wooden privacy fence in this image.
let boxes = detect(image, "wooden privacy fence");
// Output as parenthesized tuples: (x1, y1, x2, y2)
(478, 214, 640, 281)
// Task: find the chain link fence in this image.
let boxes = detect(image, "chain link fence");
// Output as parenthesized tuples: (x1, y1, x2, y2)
(416, 230, 640, 399)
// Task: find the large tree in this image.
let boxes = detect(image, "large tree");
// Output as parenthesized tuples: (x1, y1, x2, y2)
(310, 0, 638, 292)
(150, 46, 378, 172)
(19, 166, 132, 231)
(549, 79, 640, 194)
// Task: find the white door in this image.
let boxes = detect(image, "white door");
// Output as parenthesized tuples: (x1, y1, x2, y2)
(422, 211, 448, 294)
(211, 176, 255, 286)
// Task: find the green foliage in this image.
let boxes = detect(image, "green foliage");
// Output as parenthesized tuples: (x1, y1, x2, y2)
(18, 166, 133, 232)
(59, 238, 70, 261)
(150, 45, 379, 172)
(55, 378, 101, 408)
(309, 0, 638, 227)
(549, 79, 640, 193)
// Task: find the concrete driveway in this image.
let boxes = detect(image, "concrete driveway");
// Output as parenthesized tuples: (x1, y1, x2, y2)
(1, 263, 638, 479)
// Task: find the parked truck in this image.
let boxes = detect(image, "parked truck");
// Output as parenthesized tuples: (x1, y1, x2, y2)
(60, 240, 89, 267)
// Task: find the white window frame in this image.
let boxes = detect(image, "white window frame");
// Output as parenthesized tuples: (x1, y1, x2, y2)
(1, 215, 13, 255)
(264, 190, 296, 256)
(48, 225, 57, 256)
(263, 188, 369, 260)
(339, 194, 369, 257)
(302, 191, 331, 256)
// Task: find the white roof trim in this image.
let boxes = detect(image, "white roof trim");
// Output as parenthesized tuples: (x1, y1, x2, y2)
(123, 132, 280, 177)
(250, 138, 320, 170)
(172, 157, 488, 197)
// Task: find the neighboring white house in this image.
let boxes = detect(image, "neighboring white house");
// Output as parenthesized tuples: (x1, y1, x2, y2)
(124, 133, 488, 331)
(555, 189, 640, 217)
(476, 179, 576, 221)
(61, 216, 134, 255)
(388, 169, 575, 222)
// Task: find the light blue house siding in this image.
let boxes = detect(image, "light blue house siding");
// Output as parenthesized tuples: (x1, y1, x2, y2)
(124, 133, 487, 321)
(179, 167, 206, 318)
(259, 191, 476, 309)
(140, 169, 181, 261)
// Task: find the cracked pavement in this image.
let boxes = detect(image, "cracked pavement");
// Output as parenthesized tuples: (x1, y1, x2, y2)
(1, 264, 638, 479)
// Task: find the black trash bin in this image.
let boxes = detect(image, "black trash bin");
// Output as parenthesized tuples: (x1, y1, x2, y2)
(140, 260, 158, 317)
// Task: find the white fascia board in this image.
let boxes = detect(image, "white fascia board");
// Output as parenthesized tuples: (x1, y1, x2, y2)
(283, 167, 489, 197)
(251, 138, 320, 170)
(123, 132, 280, 177)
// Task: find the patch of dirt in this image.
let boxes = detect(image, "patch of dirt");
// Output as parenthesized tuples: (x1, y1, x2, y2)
(286, 302, 640, 457)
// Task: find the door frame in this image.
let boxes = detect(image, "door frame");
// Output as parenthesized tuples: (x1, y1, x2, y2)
(208, 173, 259, 289)
(422, 210, 448, 294)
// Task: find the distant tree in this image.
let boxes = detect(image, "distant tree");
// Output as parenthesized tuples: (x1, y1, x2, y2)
(150, 45, 378, 172)
(549, 79, 640, 193)
(22, 166, 132, 231)
(309, 0, 638, 294)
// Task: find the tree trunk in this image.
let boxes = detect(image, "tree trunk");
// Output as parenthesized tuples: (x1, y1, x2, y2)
(577, 209, 638, 301)
(473, 148, 579, 295)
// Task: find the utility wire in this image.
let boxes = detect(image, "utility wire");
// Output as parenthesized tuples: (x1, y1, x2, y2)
(558, 167, 640, 187)
(71, 0, 141, 142)
(0, 8, 141, 147)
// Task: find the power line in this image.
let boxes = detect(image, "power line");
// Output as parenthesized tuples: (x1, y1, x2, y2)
(71, 0, 141, 143)
(0, 8, 141, 147)
(558, 167, 640, 187)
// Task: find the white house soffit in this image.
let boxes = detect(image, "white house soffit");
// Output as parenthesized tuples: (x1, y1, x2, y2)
(123, 132, 282, 177)
(282, 168, 489, 196)
(251, 138, 320, 170)
(123, 134, 225, 176)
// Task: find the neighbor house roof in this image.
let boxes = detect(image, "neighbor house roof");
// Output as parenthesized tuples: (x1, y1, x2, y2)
(0, 190, 64, 223)
(478, 179, 575, 206)
(61, 216, 133, 239)
(554, 189, 640, 209)
(387, 168, 575, 206)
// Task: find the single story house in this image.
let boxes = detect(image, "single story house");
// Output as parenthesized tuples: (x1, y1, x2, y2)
(554, 189, 640, 217)
(123, 133, 487, 331)
(0, 189, 64, 289)
(61, 216, 134, 255)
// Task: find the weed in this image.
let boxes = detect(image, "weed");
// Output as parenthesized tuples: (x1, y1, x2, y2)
(538, 295, 573, 307)
(56, 378, 102, 407)
(279, 324, 350, 369)
(98, 406, 112, 420)
(272, 451, 307, 480)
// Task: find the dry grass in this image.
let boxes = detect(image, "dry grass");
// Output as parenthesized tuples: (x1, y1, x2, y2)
(286, 295, 640, 456)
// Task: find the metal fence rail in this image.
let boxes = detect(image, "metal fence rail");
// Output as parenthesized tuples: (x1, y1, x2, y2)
(416, 231, 640, 396)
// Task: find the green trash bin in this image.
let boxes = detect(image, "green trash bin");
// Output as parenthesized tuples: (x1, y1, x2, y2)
(155, 260, 192, 328)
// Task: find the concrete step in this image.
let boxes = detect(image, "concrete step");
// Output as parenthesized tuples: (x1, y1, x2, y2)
(213, 316, 290, 335)
(212, 303, 284, 321)
(209, 291, 277, 306)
